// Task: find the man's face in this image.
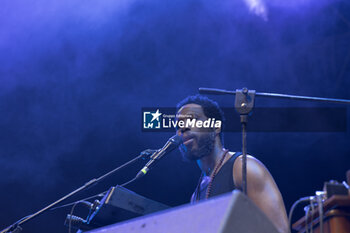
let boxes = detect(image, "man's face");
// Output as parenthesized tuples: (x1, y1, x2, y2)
(176, 103, 217, 161)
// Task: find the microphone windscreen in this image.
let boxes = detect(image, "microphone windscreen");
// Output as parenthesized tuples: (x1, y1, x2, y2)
(169, 135, 182, 146)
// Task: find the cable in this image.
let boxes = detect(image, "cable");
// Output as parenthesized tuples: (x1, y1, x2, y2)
(310, 198, 315, 233)
(316, 195, 324, 233)
(305, 205, 310, 233)
(50, 191, 107, 211)
(120, 177, 138, 187)
(68, 202, 80, 233)
(288, 196, 314, 233)
(52, 174, 139, 211)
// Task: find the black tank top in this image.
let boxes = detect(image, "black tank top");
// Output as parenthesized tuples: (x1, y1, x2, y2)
(191, 152, 242, 203)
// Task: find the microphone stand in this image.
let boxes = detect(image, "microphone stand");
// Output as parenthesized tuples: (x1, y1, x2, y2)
(199, 87, 350, 196)
(0, 149, 156, 233)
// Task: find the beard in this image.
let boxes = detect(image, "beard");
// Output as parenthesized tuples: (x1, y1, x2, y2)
(179, 131, 216, 161)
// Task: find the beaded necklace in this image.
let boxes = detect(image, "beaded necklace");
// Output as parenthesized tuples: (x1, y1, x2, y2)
(194, 149, 230, 201)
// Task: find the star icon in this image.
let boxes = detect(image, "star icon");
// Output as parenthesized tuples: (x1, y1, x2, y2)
(151, 109, 162, 122)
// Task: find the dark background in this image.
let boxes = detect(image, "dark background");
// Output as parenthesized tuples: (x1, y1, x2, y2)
(1, 0, 350, 232)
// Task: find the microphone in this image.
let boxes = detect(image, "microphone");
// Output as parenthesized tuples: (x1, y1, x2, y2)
(135, 135, 182, 179)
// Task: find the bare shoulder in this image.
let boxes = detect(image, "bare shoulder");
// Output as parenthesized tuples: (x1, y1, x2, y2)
(232, 154, 270, 188)
(231, 153, 289, 233)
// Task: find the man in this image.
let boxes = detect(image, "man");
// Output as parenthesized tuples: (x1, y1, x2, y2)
(176, 95, 289, 233)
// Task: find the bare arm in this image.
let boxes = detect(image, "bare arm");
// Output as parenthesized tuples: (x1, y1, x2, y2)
(233, 155, 289, 233)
